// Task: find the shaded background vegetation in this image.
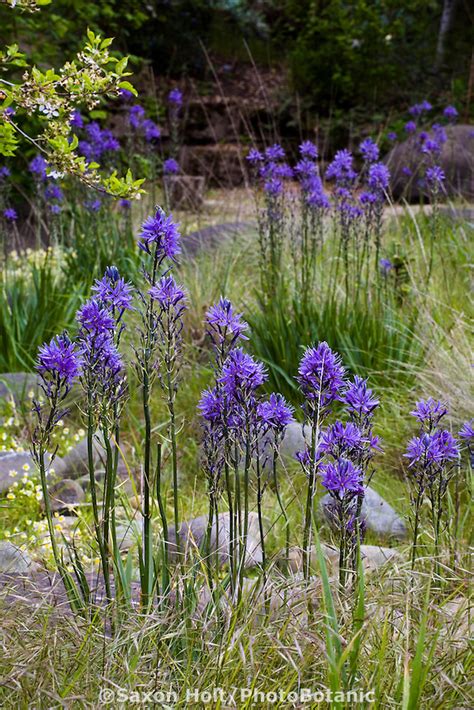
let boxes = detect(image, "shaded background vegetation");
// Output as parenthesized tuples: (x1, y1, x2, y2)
(1, 0, 472, 121)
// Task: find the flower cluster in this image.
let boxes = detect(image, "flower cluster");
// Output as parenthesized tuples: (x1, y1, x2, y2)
(37, 333, 82, 390)
(92, 266, 134, 315)
(294, 141, 329, 210)
(297, 341, 346, 406)
(78, 121, 120, 162)
(247, 143, 293, 198)
(206, 297, 248, 364)
(360, 137, 380, 164)
(3, 207, 17, 222)
(295, 342, 381, 584)
(404, 397, 460, 566)
(138, 208, 181, 262)
(127, 104, 161, 143)
(199, 297, 293, 587)
(168, 88, 183, 107)
(163, 158, 180, 175)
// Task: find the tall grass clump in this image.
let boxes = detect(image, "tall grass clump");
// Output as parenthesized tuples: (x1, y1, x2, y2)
(0, 252, 84, 372)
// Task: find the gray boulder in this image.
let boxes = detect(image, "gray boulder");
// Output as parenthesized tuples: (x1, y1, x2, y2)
(320, 486, 407, 539)
(60, 434, 107, 479)
(0, 541, 36, 574)
(260, 421, 309, 469)
(386, 124, 474, 200)
(281, 422, 309, 460)
(168, 511, 263, 568)
(0, 450, 65, 495)
(42, 478, 85, 513)
(283, 543, 401, 576)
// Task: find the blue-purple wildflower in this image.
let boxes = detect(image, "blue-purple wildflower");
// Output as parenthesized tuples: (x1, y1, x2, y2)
(297, 342, 346, 405)
(138, 209, 181, 261)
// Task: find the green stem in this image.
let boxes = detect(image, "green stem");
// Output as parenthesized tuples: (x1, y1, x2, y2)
(155, 443, 170, 602)
(273, 444, 289, 575)
(141, 364, 153, 610)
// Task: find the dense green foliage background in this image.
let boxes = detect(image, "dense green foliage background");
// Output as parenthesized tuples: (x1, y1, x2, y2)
(1, 0, 471, 115)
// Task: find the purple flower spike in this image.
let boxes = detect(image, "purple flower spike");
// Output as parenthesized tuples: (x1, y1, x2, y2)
(379, 257, 393, 274)
(443, 105, 458, 122)
(76, 299, 115, 335)
(149, 275, 187, 309)
(410, 398, 448, 427)
(70, 110, 83, 129)
(92, 266, 134, 312)
(409, 101, 432, 117)
(44, 183, 64, 202)
(29, 155, 48, 180)
(247, 148, 263, 164)
(425, 166, 445, 189)
(320, 459, 364, 498)
(168, 88, 183, 106)
(265, 144, 285, 161)
(257, 393, 294, 432)
(367, 162, 390, 192)
(459, 420, 474, 442)
(360, 137, 379, 163)
(325, 149, 357, 184)
(299, 141, 318, 159)
(163, 158, 180, 175)
(421, 139, 441, 157)
(3, 207, 17, 222)
(84, 199, 102, 213)
(344, 376, 380, 418)
(128, 104, 145, 129)
(297, 342, 346, 405)
(37, 333, 82, 385)
(264, 177, 283, 197)
(138, 208, 181, 261)
(405, 430, 459, 467)
(206, 298, 248, 344)
(143, 119, 161, 142)
(198, 387, 225, 423)
(220, 348, 267, 399)
(404, 121, 417, 134)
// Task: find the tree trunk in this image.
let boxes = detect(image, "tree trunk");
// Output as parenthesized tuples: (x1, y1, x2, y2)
(435, 0, 458, 70)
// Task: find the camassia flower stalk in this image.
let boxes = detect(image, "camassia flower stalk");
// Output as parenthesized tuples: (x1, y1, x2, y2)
(459, 420, 474, 466)
(32, 334, 82, 603)
(293, 141, 329, 296)
(318, 377, 380, 586)
(343, 376, 381, 560)
(297, 342, 346, 579)
(257, 394, 294, 577)
(319, 458, 364, 589)
(424, 165, 445, 284)
(87, 268, 132, 592)
(135, 207, 181, 608)
(219, 348, 267, 597)
(404, 398, 460, 570)
(325, 149, 361, 302)
(76, 294, 127, 606)
(199, 299, 249, 586)
(150, 273, 187, 588)
(247, 144, 292, 300)
(359, 160, 390, 290)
